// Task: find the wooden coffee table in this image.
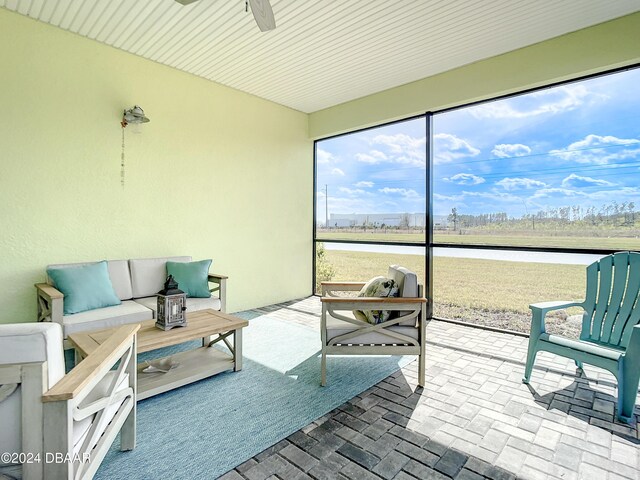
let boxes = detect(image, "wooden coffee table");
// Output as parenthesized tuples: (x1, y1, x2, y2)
(68, 309, 248, 400)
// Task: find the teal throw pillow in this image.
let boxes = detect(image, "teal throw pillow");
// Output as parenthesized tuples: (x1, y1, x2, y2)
(47, 261, 121, 315)
(353, 276, 400, 325)
(166, 259, 212, 298)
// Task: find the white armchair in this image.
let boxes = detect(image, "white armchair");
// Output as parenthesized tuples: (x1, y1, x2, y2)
(0, 322, 138, 480)
(320, 265, 427, 387)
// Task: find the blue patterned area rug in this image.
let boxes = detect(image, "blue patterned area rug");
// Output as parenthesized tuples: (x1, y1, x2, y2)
(96, 310, 412, 479)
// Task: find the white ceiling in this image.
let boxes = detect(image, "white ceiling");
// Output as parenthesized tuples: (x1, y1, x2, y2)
(2, 0, 639, 113)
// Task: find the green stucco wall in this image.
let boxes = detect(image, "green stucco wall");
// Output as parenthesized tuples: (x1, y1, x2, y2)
(0, 8, 312, 323)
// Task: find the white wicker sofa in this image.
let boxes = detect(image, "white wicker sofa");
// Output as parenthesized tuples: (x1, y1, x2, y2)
(35, 256, 227, 338)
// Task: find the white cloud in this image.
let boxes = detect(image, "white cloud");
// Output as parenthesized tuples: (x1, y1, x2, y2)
(354, 149, 390, 165)
(496, 177, 547, 191)
(561, 173, 615, 188)
(372, 134, 426, 153)
(469, 84, 603, 119)
(354, 181, 374, 188)
(378, 187, 421, 199)
(370, 150, 387, 160)
(433, 193, 461, 201)
(445, 173, 485, 185)
(528, 186, 640, 203)
(492, 143, 531, 158)
(316, 149, 334, 164)
(550, 134, 640, 164)
(331, 168, 345, 176)
(370, 169, 420, 182)
(371, 134, 427, 167)
(338, 187, 368, 196)
(529, 188, 587, 199)
(355, 152, 380, 164)
(461, 190, 521, 202)
(434, 189, 520, 205)
(584, 186, 640, 200)
(434, 133, 480, 165)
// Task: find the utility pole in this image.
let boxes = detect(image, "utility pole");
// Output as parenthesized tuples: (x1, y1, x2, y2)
(325, 184, 328, 228)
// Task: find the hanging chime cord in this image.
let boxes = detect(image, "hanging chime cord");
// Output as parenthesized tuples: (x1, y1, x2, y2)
(121, 126, 125, 187)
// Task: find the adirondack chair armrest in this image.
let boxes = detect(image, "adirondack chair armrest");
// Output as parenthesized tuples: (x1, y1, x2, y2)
(528, 301, 583, 336)
(529, 300, 583, 315)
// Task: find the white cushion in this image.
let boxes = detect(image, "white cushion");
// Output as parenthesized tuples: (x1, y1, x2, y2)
(134, 296, 221, 318)
(388, 265, 419, 297)
(0, 323, 65, 386)
(0, 323, 65, 465)
(129, 257, 191, 298)
(47, 260, 133, 301)
(73, 371, 131, 454)
(63, 301, 153, 336)
(325, 312, 418, 345)
(184, 297, 222, 313)
(388, 265, 420, 326)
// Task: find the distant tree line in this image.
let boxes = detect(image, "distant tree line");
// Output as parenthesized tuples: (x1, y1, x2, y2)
(447, 201, 637, 230)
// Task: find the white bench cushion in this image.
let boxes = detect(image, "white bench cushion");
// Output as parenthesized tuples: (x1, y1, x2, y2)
(63, 301, 153, 336)
(47, 260, 133, 301)
(326, 312, 418, 345)
(134, 296, 221, 317)
(129, 257, 191, 298)
(0, 323, 65, 465)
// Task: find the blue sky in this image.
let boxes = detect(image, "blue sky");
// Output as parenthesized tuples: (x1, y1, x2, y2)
(316, 67, 640, 218)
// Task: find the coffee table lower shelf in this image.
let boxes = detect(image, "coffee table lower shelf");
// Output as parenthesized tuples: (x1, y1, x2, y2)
(138, 347, 235, 400)
(67, 309, 248, 401)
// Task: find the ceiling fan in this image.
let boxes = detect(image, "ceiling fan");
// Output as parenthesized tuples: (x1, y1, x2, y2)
(175, 0, 276, 32)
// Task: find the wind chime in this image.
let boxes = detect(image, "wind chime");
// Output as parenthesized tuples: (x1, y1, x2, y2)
(120, 105, 150, 187)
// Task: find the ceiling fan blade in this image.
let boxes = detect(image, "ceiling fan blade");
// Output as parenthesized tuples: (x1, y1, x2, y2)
(249, 0, 276, 32)
(175, 0, 199, 5)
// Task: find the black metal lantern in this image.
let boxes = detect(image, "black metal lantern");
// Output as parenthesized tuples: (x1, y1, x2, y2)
(156, 275, 187, 331)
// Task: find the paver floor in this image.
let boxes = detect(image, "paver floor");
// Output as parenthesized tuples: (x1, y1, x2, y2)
(220, 297, 640, 480)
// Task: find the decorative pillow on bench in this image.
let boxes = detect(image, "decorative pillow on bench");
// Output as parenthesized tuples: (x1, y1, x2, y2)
(166, 259, 212, 298)
(47, 261, 121, 315)
(353, 276, 399, 325)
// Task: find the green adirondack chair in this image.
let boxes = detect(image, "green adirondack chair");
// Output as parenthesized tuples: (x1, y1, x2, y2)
(523, 251, 640, 423)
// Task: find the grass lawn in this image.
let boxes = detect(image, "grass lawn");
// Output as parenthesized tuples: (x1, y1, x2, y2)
(321, 249, 587, 336)
(317, 231, 640, 250)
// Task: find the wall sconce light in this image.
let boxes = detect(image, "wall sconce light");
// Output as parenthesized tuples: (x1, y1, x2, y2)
(120, 105, 150, 187)
(121, 105, 150, 128)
